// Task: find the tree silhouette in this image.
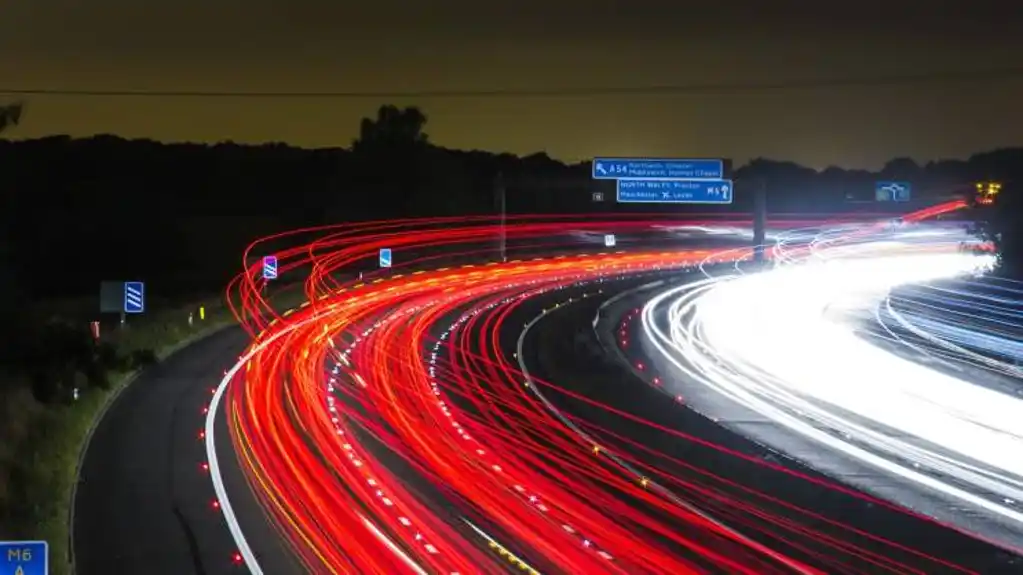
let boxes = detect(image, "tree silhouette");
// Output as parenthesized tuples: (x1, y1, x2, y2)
(0, 102, 24, 134)
(348, 105, 432, 216)
(880, 157, 921, 181)
(0, 102, 27, 322)
(352, 105, 429, 153)
(973, 182, 1023, 277)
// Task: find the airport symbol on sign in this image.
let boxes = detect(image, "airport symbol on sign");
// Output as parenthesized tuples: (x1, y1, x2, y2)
(262, 255, 278, 280)
(123, 281, 145, 314)
(379, 248, 392, 268)
(604, 234, 616, 248)
(0, 540, 48, 575)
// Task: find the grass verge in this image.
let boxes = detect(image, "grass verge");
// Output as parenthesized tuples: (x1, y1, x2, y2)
(0, 283, 305, 575)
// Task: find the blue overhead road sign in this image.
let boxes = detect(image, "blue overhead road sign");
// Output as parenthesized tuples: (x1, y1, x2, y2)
(1, 540, 48, 575)
(617, 179, 733, 204)
(875, 181, 911, 202)
(262, 255, 278, 280)
(123, 281, 145, 314)
(379, 248, 392, 268)
(592, 158, 723, 180)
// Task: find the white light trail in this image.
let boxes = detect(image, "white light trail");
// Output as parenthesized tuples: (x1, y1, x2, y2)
(640, 229, 1023, 534)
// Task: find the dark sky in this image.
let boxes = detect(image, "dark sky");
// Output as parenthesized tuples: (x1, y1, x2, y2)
(3, 0, 1022, 168)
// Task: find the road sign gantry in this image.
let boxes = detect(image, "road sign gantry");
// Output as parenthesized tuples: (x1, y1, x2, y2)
(592, 157, 732, 204)
(616, 179, 733, 204)
(592, 158, 724, 180)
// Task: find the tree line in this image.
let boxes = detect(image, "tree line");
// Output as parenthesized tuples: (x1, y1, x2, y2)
(2, 103, 1021, 301)
(0, 103, 1021, 303)
(0, 101, 1020, 403)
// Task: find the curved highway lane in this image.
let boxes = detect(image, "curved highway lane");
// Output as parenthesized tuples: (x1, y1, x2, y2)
(632, 220, 1023, 560)
(72, 327, 303, 575)
(516, 274, 1020, 574)
(196, 207, 1020, 573)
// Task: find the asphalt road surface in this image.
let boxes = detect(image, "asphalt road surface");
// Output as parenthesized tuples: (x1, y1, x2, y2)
(512, 277, 1022, 574)
(71, 269, 1022, 574)
(629, 270, 1023, 553)
(72, 327, 301, 575)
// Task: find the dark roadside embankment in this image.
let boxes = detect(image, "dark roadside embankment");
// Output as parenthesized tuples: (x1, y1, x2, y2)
(0, 284, 303, 575)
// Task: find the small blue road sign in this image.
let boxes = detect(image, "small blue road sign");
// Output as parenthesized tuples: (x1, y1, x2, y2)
(379, 248, 392, 268)
(123, 281, 145, 314)
(0, 540, 48, 575)
(262, 255, 278, 280)
(875, 181, 911, 202)
(592, 158, 723, 180)
(616, 179, 733, 204)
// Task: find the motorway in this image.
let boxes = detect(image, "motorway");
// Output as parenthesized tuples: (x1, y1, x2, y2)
(216, 248, 769, 574)
(629, 238, 1023, 550)
(72, 327, 301, 574)
(72, 207, 1023, 573)
(517, 277, 1020, 574)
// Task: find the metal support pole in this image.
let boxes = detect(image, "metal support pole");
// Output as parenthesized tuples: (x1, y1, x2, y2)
(753, 179, 767, 265)
(495, 172, 507, 262)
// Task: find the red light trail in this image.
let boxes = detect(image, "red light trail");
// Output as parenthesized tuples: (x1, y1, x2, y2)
(204, 205, 986, 574)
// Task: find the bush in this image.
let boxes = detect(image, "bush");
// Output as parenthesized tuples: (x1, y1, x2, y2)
(29, 370, 61, 406)
(81, 361, 111, 392)
(0, 283, 305, 574)
(129, 348, 158, 369)
(21, 323, 116, 405)
(95, 342, 121, 371)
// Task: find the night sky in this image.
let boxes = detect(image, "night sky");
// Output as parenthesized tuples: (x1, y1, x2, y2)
(3, 1, 1022, 168)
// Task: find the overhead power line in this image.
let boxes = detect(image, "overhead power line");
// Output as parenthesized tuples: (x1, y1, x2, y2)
(2, 67, 1022, 99)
